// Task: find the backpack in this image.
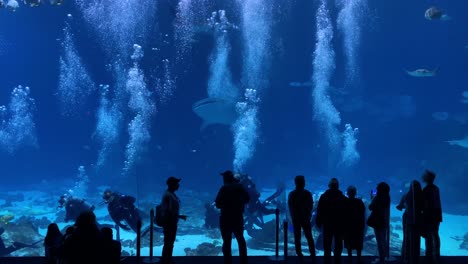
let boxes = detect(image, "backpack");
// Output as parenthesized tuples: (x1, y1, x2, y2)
(155, 204, 166, 227)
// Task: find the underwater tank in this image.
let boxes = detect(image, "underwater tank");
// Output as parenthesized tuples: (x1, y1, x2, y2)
(0, 0, 467, 258)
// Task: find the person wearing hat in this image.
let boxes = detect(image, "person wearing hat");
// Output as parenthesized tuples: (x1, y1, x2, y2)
(215, 170, 250, 264)
(160, 176, 187, 264)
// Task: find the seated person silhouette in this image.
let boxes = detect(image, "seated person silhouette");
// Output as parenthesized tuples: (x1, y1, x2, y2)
(102, 189, 142, 232)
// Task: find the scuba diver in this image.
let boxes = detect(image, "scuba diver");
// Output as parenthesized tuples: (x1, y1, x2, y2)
(58, 194, 95, 223)
(102, 189, 142, 233)
(237, 173, 285, 236)
(203, 202, 219, 229)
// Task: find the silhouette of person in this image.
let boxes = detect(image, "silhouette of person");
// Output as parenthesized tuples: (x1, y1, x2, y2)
(421, 170, 442, 264)
(160, 176, 187, 264)
(215, 170, 250, 264)
(288, 175, 316, 263)
(102, 189, 142, 233)
(343, 186, 365, 264)
(405, 180, 424, 264)
(44, 223, 63, 264)
(316, 178, 347, 264)
(396, 187, 409, 263)
(100, 227, 121, 264)
(58, 194, 95, 223)
(368, 182, 390, 264)
(62, 211, 102, 264)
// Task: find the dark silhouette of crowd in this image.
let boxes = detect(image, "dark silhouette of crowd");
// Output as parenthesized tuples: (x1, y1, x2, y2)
(41, 169, 442, 264)
(43, 210, 122, 264)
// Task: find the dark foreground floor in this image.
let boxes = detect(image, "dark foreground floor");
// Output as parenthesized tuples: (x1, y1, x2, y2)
(0, 256, 467, 264)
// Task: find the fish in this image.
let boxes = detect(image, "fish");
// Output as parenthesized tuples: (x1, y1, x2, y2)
(446, 136, 468, 148)
(0, 214, 14, 225)
(289, 81, 313, 87)
(432, 112, 449, 121)
(424, 7, 451, 21)
(192, 98, 237, 131)
(405, 68, 437, 77)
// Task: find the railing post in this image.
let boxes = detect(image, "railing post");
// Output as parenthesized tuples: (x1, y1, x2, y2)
(136, 220, 141, 264)
(150, 209, 154, 257)
(283, 220, 288, 262)
(268, 208, 283, 261)
(143, 209, 159, 263)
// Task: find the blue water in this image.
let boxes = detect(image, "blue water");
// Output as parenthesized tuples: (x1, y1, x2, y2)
(0, 0, 467, 256)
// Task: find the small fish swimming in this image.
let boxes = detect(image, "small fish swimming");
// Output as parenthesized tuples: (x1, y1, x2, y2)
(405, 68, 437, 77)
(289, 81, 313, 87)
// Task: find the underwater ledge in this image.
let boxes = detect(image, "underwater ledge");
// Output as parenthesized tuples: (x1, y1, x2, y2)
(0, 256, 467, 264)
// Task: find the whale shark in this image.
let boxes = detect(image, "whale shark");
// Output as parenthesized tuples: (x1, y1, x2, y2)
(405, 68, 437, 77)
(446, 136, 468, 148)
(192, 98, 237, 131)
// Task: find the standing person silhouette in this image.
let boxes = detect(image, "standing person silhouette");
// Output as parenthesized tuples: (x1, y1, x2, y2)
(344, 186, 365, 264)
(422, 170, 442, 264)
(367, 182, 390, 264)
(316, 178, 347, 264)
(288, 175, 316, 263)
(215, 170, 250, 264)
(160, 176, 187, 264)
